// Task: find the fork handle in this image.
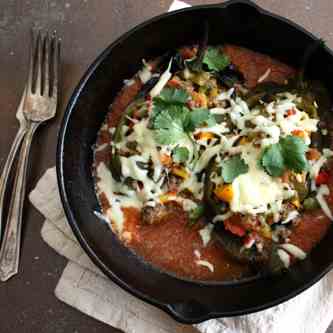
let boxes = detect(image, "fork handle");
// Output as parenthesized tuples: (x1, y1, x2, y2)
(0, 126, 27, 238)
(0, 122, 39, 281)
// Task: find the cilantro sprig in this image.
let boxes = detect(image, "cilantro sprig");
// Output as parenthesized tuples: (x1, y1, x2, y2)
(152, 87, 216, 145)
(260, 135, 309, 177)
(203, 47, 230, 72)
(221, 155, 249, 183)
(173, 146, 190, 163)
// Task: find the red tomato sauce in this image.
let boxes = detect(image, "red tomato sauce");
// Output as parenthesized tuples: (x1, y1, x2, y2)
(93, 45, 331, 281)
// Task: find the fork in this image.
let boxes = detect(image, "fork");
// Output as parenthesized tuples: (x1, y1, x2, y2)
(0, 87, 27, 239)
(0, 30, 61, 282)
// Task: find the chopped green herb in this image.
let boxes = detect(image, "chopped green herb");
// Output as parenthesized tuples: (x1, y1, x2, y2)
(188, 204, 205, 226)
(184, 108, 216, 132)
(153, 105, 190, 144)
(151, 87, 189, 125)
(221, 155, 249, 183)
(203, 47, 230, 72)
(173, 146, 190, 163)
(260, 135, 309, 177)
(152, 88, 216, 145)
(156, 87, 189, 104)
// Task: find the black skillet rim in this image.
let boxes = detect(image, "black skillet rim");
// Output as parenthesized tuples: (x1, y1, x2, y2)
(57, 0, 333, 324)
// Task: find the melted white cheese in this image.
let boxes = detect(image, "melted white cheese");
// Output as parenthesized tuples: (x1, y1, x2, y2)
(213, 211, 233, 223)
(280, 243, 307, 260)
(199, 224, 214, 247)
(316, 184, 333, 221)
(231, 146, 284, 215)
(96, 163, 142, 233)
(138, 60, 152, 83)
(130, 119, 163, 181)
(194, 144, 224, 173)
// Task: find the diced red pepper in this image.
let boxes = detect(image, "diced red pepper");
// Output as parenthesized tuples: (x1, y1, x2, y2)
(292, 129, 306, 138)
(316, 171, 330, 185)
(180, 47, 196, 60)
(286, 108, 296, 117)
(224, 220, 246, 237)
(167, 78, 181, 88)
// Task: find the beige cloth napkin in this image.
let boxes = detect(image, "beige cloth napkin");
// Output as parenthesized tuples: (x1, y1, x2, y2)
(28, 2, 333, 332)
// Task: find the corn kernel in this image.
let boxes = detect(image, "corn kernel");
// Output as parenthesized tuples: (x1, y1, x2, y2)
(291, 197, 301, 209)
(171, 166, 189, 179)
(214, 184, 233, 203)
(196, 132, 214, 141)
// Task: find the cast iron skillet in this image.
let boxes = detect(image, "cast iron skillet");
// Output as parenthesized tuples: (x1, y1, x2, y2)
(57, 0, 333, 324)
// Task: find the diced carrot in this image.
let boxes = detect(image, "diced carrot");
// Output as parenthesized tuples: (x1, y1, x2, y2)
(224, 220, 246, 237)
(292, 129, 306, 138)
(159, 191, 177, 203)
(306, 148, 321, 161)
(214, 184, 233, 203)
(191, 92, 208, 108)
(160, 153, 172, 167)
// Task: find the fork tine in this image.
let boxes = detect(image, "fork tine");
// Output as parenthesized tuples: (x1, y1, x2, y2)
(44, 32, 50, 96)
(27, 29, 38, 95)
(35, 31, 43, 95)
(52, 32, 60, 98)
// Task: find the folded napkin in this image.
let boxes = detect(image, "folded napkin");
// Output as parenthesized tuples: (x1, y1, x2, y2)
(28, 2, 333, 332)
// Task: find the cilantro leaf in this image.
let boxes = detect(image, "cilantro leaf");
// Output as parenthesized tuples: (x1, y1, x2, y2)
(153, 105, 190, 144)
(261, 144, 285, 177)
(156, 87, 189, 104)
(151, 87, 189, 125)
(184, 108, 216, 132)
(280, 136, 309, 173)
(152, 88, 216, 145)
(221, 155, 249, 183)
(203, 47, 230, 72)
(260, 135, 308, 177)
(173, 146, 189, 163)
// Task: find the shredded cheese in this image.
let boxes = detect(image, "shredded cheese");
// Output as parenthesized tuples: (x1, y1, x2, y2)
(150, 58, 172, 97)
(277, 249, 290, 268)
(257, 68, 271, 83)
(281, 210, 299, 224)
(316, 185, 333, 220)
(199, 224, 214, 247)
(196, 260, 215, 272)
(280, 243, 307, 260)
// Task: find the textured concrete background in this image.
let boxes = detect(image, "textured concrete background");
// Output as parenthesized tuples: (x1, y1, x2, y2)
(0, 0, 333, 332)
